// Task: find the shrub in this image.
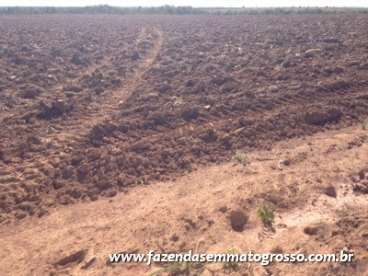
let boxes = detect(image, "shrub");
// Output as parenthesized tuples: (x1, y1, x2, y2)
(257, 204, 274, 227)
(362, 119, 368, 130)
(233, 151, 248, 166)
(223, 248, 240, 271)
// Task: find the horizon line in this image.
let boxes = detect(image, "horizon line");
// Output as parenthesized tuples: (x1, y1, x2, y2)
(1, 5, 368, 8)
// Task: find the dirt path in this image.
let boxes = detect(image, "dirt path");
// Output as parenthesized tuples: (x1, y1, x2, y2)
(1, 125, 367, 276)
(48, 27, 163, 145)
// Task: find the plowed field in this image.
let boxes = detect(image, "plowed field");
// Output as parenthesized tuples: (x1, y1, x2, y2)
(1, 14, 368, 275)
(1, 14, 368, 221)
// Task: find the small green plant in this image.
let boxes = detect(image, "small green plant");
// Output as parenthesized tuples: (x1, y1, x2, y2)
(135, 177, 146, 185)
(362, 119, 368, 130)
(233, 151, 248, 166)
(150, 261, 203, 276)
(257, 204, 274, 227)
(149, 262, 188, 276)
(223, 247, 240, 271)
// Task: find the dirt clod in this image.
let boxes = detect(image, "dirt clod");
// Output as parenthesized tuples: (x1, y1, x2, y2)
(305, 109, 343, 126)
(219, 206, 228, 213)
(324, 186, 337, 198)
(37, 100, 73, 120)
(303, 226, 319, 236)
(229, 210, 248, 232)
(54, 249, 87, 267)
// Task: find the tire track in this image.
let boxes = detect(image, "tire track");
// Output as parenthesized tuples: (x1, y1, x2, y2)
(0, 27, 163, 196)
(48, 27, 163, 146)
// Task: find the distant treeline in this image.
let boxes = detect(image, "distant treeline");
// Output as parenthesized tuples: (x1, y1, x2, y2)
(0, 5, 368, 15)
(0, 5, 202, 15)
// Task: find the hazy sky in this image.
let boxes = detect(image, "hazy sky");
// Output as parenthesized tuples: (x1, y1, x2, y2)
(0, 0, 367, 7)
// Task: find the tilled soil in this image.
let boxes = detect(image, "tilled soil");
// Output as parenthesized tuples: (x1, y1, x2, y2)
(1, 14, 368, 222)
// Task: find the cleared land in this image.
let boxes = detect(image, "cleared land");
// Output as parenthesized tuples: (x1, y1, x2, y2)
(0, 14, 368, 275)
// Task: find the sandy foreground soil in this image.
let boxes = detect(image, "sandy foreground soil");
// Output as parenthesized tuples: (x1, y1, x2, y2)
(1, 125, 367, 276)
